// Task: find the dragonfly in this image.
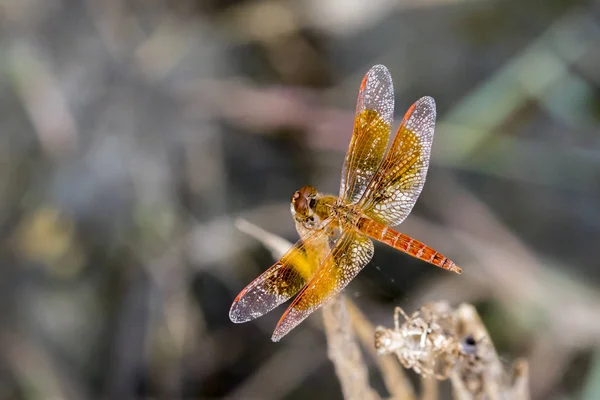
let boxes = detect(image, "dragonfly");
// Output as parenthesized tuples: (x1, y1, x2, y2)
(230, 64, 461, 342)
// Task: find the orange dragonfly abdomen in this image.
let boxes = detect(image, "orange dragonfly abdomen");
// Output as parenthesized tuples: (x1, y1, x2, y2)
(358, 218, 462, 274)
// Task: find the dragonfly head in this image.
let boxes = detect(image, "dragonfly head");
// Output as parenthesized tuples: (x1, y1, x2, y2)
(291, 186, 320, 228)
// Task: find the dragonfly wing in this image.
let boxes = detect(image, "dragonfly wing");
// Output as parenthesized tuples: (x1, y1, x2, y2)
(339, 65, 395, 204)
(271, 230, 374, 341)
(229, 223, 332, 323)
(360, 96, 436, 226)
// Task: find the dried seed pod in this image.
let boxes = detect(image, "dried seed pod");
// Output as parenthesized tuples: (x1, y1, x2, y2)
(375, 302, 460, 379)
(376, 302, 530, 400)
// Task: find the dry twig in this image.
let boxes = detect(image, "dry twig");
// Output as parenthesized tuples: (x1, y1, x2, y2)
(322, 296, 380, 400)
(346, 300, 416, 400)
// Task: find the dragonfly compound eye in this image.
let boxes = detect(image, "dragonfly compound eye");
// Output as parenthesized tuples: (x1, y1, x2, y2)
(291, 191, 309, 216)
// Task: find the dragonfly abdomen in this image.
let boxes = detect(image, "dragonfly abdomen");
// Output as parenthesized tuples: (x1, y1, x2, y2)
(358, 218, 461, 274)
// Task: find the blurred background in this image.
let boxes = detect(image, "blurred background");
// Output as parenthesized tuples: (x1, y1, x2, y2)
(1, 0, 600, 399)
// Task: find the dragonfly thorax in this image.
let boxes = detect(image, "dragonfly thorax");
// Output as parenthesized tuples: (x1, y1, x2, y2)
(330, 199, 363, 228)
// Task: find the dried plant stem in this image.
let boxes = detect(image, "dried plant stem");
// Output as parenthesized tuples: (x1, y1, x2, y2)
(346, 300, 416, 400)
(451, 304, 530, 400)
(322, 296, 380, 400)
(451, 304, 502, 399)
(420, 377, 439, 400)
(511, 359, 530, 400)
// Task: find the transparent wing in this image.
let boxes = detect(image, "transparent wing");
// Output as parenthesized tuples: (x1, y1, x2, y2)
(229, 221, 333, 323)
(359, 96, 436, 226)
(271, 230, 374, 341)
(339, 64, 395, 204)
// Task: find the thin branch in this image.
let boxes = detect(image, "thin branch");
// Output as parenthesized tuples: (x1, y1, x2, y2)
(420, 377, 439, 400)
(322, 296, 380, 400)
(346, 300, 416, 400)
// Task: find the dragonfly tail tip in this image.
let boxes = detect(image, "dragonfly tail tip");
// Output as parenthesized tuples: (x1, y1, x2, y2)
(450, 265, 462, 274)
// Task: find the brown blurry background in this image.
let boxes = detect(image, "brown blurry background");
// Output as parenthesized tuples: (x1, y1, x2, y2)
(0, 0, 600, 399)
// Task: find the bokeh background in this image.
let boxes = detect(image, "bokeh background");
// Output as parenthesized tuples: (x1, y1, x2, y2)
(1, 0, 600, 399)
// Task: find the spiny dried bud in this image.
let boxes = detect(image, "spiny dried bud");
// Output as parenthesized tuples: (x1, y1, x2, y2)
(375, 302, 529, 398)
(375, 326, 403, 355)
(375, 303, 461, 379)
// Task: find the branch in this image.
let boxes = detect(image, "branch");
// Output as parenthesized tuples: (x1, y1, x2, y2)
(322, 296, 380, 400)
